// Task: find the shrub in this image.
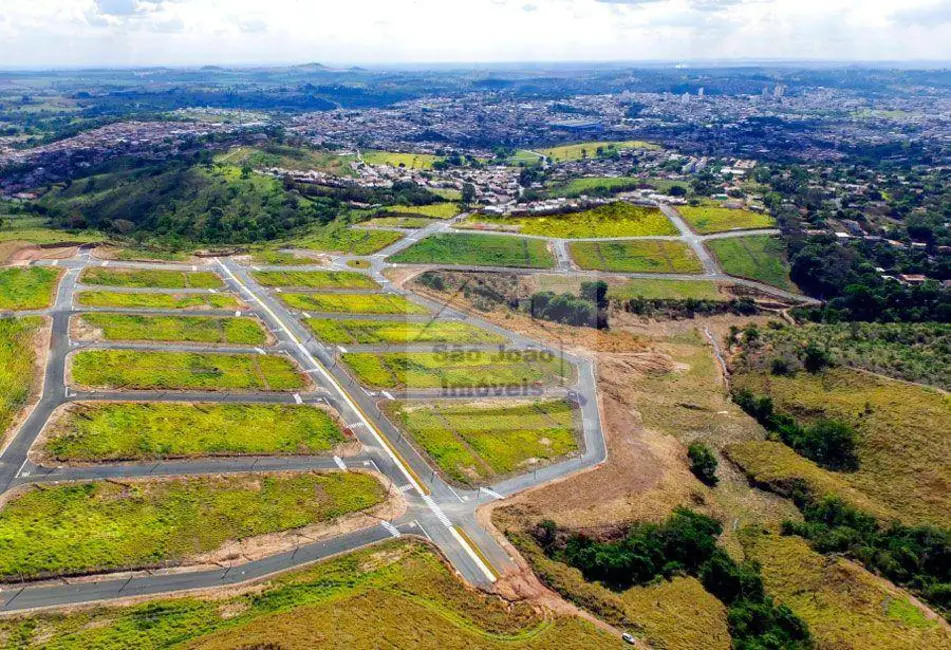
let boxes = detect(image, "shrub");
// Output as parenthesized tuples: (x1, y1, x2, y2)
(688, 443, 720, 486)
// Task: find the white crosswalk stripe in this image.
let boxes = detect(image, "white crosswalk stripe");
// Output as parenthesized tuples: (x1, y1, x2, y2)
(334, 456, 347, 470)
(423, 495, 453, 527)
(381, 521, 402, 538)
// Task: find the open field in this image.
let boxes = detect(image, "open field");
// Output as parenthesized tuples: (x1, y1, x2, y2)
(504, 149, 546, 165)
(385, 203, 462, 219)
(540, 140, 658, 162)
(216, 145, 357, 176)
(251, 270, 379, 289)
(75, 314, 268, 346)
(295, 226, 402, 255)
(362, 150, 439, 169)
(0, 473, 384, 581)
(677, 206, 776, 234)
(44, 402, 346, 462)
(248, 250, 326, 266)
(387, 400, 579, 486)
(282, 292, 429, 315)
(390, 233, 555, 268)
(0, 267, 61, 310)
(305, 318, 504, 345)
(342, 350, 573, 390)
(80, 268, 223, 290)
(620, 577, 731, 650)
(75, 291, 242, 310)
(569, 240, 704, 274)
(608, 278, 728, 301)
(707, 235, 796, 291)
(548, 176, 641, 198)
(730, 367, 951, 528)
(70, 350, 308, 392)
(0, 216, 105, 263)
(97, 248, 190, 263)
(0, 541, 610, 649)
(467, 203, 678, 239)
(0, 317, 41, 437)
(362, 216, 440, 229)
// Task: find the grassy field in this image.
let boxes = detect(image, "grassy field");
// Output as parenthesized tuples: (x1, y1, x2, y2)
(248, 250, 325, 266)
(76, 314, 268, 346)
(251, 270, 379, 289)
(362, 150, 439, 169)
(75, 291, 241, 310)
(541, 140, 658, 162)
(678, 206, 776, 234)
(0, 317, 41, 438)
(44, 403, 346, 462)
(388, 400, 579, 486)
(390, 233, 556, 268)
(608, 278, 727, 301)
(282, 292, 429, 315)
(468, 203, 678, 239)
(100, 248, 190, 263)
(707, 236, 796, 291)
(216, 145, 357, 176)
(0, 473, 383, 581)
(385, 203, 462, 219)
(362, 216, 440, 229)
(731, 367, 951, 528)
(569, 240, 704, 274)
(504, 149, 546, 165)
(0, 267, 61, 310)
(342, 351, 573, 390)
(295, 226, 402, 255)
(621, 577, 731, 650)
(0, 541, 610, 649)
(0, 216, 104, 263)
(548, 177, 641, 198)
(80, 268, 223, 290)
(71, 351, 308, 392)
(305, 318, 504, 345)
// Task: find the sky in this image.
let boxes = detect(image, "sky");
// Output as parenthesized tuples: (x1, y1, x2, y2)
(1, 0, 951, 68)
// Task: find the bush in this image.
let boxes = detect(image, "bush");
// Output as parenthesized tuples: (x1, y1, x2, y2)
(688, 443, 719, 486)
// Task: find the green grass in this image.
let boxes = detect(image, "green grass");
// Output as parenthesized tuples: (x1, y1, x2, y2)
(0, 216, 104, 262)
(0, 267, 61, 310)
(295, 226, 402, 255)
(707, 236, 796, 291)
(80, 268, 223, 290)
(76, 314, 268, 346)
(608, 278, 727, 301)
(342, 351, 573, 390)
(103, 248, 190, 263)
(385, 203, 462, 219)
(216, 145, 357, 176)
(75, 291, 241, 310)
(305, 318, 505, 345)
(540, 140, 659, 162)
(504, 149, 546, 166)
(0, 541, 611, 649)
(71, 350, 308, 392)
(390, 233, 555, 269)
(548, 177, 642, 198)
(569, 240, 704, 274)
(678, 206, 776, 234)
(282, 292, 428, 315)
(362, 150, 439, 169)
(0, 473, 384, 581)
(467, 203, 677, 239)
(362, 216, 440, 229)
(45, 403, 346, 462)
(0, 317, 41, 438)
(388, 400, 579, 486)
(251, 270, 379, 289)
(249, 250, 324, 266)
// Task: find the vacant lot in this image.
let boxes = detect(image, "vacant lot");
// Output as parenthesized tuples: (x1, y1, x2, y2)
(468, 203, 678, 239)
(252, 270, 379, 289)
(296, 227, 402, 255)
(75, 314, 268, 346)
(388, 400, 579, 486)
(75, 291, 242, 310)
(541, 140, 658, 162)
(385, 203, 462, 219)
(80, 268, 224, 290)
(282, 292, 428, 315)
(362, 216, 439, 229)
(608, 278, 727, 301)
(0, 267, 61, 310)
(362, 150, 439, 169)
(707, 236, 796, 291)
(249, 250, 326, 266)
(390, 233, 555, 268)
(0, 317, 41, 437)
(0, 472, 384, 581)
(305, 318, 504, 345)
(549, 176, 641, 198)
(569, 240, 704, 274)
(678, 205, 776, 234)
(342, 350, 572, 390)
(71, 350, 308, 392)
(44, 402, 346, 462)
(0, 541, 610, 649)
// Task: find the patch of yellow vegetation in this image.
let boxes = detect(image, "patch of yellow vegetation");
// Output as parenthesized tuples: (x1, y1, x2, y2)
(621, 577, 731, 650)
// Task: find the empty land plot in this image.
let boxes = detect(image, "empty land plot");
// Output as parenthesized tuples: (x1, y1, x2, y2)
(362, 216, 440, 229)
(0, 267, 61, 310)
(252, 270, 379, 290)
(296, 227, 402, 255)
(388, 400, 579, 486)
(569, 240, 704, 274)
(342, 350, 572, 390)
(80, 268, 224, 290)
(608, 278, 727, 301)
(678, 205, 776, 234)
(305, 319, 504, 345)
(75, 291, 242, 311)
(0, 541, 611, 649)
(362, 150, 439, 169)
(75, 314, 268, 346)
(0, 472, 384, 581)
(390, 233, 555, 268)
(467, 203, 678, 239)
(282, 292, 429, 315)
(541, 140, 658, 162)
(549, 177, 641, 198)
(43, 402, 347, 462)
(707, 236, 796, 291)
(249, 250, 326, 266)
(70, 350, 308, 392)
(385, 203, 462, 219)
(0, 317, 41, 437)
